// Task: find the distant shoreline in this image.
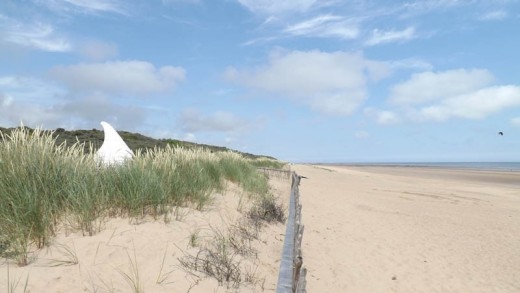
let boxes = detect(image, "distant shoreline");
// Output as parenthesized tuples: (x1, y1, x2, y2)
(312, 161, 520, 172)
(311, 163, 520, 187)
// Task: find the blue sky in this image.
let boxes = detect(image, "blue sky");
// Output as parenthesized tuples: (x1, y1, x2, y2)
(1, 0, 519, 162)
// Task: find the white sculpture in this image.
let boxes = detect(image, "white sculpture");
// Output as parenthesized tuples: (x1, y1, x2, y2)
(96, 121, 134, 166)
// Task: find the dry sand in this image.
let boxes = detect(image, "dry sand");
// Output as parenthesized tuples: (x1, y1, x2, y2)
(0, 177, 291, 293)
(292, 164, 520, 292)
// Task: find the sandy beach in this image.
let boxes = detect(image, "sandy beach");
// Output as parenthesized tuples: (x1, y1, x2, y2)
(292, 164, 520, 292)
(2, 164, 519, 292)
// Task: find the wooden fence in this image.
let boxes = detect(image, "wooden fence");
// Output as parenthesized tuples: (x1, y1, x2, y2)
(276, 171, 307, 293)
(257, 167, 292, 180)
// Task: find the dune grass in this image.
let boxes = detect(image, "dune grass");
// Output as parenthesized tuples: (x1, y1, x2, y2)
(0, 126, 282, 265)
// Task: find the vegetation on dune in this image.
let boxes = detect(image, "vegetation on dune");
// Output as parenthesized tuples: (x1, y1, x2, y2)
(0, 125, 278, 161)
(179, 192, 286, 289)
(0, 126, 286, 266)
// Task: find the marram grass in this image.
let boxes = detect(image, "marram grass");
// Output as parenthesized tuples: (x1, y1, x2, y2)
(0, 127, 283, 265)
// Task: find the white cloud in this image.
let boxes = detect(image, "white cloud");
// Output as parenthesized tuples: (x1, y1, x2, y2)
(0, 75, 146, 129)
(58, 93, 147, 128)
(415, 86, 520, 121)
(78, 40, 118, 61)
(0, 94, 146, 130)
(390, 69, 495, 105)
(0, 95, 61, 127)
(385, 68, 520, 122)
(0, 76, 61, 127)
(50, 61, 185, 95)
(237, 0, 318, 14)
(1, 19, 71, 52)
(401, 0, 474, 16)
(179, 109, 247, 133)
(284, 14, 359, 39)
(377, 111, 400, 124)
(225, 50, 390, 116)
(365, 27, 416, 46)
(511, 117, 520, 127)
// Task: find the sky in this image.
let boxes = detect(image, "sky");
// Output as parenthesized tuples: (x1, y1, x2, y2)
(1, 0, 520, 163)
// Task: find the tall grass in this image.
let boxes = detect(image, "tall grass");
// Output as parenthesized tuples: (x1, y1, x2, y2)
(0, 126, 282, 265)
(0, 127, 82, 264)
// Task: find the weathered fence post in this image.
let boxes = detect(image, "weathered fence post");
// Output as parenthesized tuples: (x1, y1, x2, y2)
(276, 172, 306, 293)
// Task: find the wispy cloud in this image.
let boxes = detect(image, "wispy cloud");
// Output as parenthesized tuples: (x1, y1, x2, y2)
(241, 36, 280, 46)
(355, 130, 370, 139)
(364, 108, 401, 125)
(400, 0, 475, 16)
(1, 17, 71, 52)
(162, 0, 201, 4)
(0, 75, 65, 103)
(478, 10, 508, 21)
(0, 75, 67, 127)
(38, 0, 127, 15)
(365, 27, 417, 46)
(284, 14, 359, 39)
(237, 0, 319, 15)
(388, 58, 433, 71)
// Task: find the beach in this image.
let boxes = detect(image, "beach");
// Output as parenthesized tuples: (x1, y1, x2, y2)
(2, 163, 519, 292)
(292, 164, 520, 292)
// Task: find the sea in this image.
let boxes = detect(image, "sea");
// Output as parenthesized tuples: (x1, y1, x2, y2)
(332, 162, 520, 172)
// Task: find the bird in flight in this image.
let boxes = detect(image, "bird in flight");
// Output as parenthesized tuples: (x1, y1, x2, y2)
(498, 131, 504, 136)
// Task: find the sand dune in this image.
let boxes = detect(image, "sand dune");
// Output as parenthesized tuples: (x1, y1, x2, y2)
(293, 164, 520, 292)
(0, 179, 290, 293)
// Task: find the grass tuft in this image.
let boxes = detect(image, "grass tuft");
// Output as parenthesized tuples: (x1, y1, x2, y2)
(247, 194, 286, 225)
(44, 242, 79, 267)
(179, 234, 243, 288)
(118, 244, 143, 293)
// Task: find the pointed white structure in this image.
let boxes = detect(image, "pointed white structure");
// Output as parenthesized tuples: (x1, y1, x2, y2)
(96, 121, 134, 166)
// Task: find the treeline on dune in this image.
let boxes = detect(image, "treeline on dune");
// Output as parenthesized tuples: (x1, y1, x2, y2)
(0, 125, 276, 160)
